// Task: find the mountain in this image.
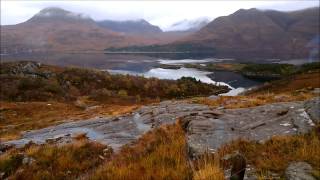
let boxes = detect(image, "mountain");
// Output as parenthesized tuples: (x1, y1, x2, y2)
(97, 19, 162, 35)
(26, 7, 94, 24)
(0, 7, 149, 53)
(167, 17, 210, 32)
(0, 7, 191, 53)
(96, 19, 193, 45)
(174, 7, 320, 59)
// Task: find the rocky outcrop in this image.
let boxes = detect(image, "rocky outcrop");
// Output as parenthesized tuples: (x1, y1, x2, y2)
(285, 162, 316, 180)
(2, 101, 211, 151)
(304, 97, 320, 124)
(2, 98, 319, 155)
(1, 61, 52, 78)
(186, 98, 318, 156)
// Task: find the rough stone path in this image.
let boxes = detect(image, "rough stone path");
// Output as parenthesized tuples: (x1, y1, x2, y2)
(3, 98, 319, 154)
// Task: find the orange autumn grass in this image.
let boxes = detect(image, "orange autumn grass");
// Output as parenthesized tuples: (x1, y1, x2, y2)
(217, 126, 320, 178)
(92, 123, 194, 180)
(0, 101, 139, 141)
(193, 92, 316, 109)
(1, 123, 319, 179)
(0, 139, 111, 179)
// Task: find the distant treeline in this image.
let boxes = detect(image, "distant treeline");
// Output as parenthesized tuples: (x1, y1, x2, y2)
(169, 62, 320, 81)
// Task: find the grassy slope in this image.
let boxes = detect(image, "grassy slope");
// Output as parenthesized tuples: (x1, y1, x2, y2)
(0, 61, 228, 140)
(0, 62, 319, 179)
(0, 101, 139, 140)
(1, 124, 319, 179)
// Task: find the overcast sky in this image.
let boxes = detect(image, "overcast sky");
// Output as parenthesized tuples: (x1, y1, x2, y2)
(1, 1, 319, 31)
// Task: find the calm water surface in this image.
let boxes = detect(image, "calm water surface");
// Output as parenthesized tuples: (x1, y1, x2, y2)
(2, 53, 265, 95)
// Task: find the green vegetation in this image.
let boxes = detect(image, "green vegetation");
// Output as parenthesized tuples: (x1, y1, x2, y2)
(0, 62, 229, 102)
(299, 62, 320, 73)
(161, 62, 320, 81)
(241, 63, 296, 80)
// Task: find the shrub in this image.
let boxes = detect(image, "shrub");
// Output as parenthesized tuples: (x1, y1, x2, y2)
(0, 154, 23, 177)
(117, 89, 128, 97)
(3, 140, 110, 179)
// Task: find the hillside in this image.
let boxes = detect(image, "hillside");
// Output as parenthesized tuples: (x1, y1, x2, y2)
(0, 8, 139, 53)
(1, 8, 180, 53)
(0, 7, 194, 54)
(0, 62, 319, 179)
(178, 7, 319, 59)
(97, 19, 162, 35)
(166, 17, 210, 32)
(109, 7, 319, 60)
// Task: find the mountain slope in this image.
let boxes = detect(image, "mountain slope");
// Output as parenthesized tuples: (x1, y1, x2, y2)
(176, 7, 319, 59)
(97, 19, 162, 35)
(0, 7, 191, 53)
(0, 8, 147, 53)
(167, 17, 210, 32)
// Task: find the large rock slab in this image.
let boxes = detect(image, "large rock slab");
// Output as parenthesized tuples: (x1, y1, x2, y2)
(186, 98, 318, 156)
(2, 98, 319, 154)
(304, 97, 320, 124)
(2, 101, 211, 151)
(285, 162, 316, 180)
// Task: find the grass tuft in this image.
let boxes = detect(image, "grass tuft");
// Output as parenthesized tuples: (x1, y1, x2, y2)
(92, 123, 193, 180)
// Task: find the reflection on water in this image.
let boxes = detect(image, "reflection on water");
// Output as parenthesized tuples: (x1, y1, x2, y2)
(107, 67, 257, 96)
(158, 58, 234, 65)
(1, 53, 263, 96)
(109, 67, 230, 87)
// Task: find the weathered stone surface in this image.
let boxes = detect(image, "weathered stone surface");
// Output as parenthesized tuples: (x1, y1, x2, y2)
(2, 101, 211, 151)
(2, 98, 319, 155)
(186, 99, 318, 155)
(304, 97, 320, 124)
(7, 61, 53, 78)
(285, 162, 316, 180)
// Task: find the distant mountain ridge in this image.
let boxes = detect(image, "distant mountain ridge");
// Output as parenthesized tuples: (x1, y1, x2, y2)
(1, 6, 319, 60)
(0, 7, 190, 53)
(175, 7, 320, 59)
(97, 19, 162, 34)
(1, 7, 143, 53)
(108, 7, 319, 60)
(27, 7, 93, 23)
(167, 17, 210, 32)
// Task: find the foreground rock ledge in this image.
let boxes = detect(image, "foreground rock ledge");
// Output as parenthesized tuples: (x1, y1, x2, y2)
(2, 97, 319, 155)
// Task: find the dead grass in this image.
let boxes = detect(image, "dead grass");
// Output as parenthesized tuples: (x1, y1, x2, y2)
(193, 164, 224, 180)
(0, 100, 139, 140)
(1, 123, 318, 179)
(193, 70, 320, 109)
(193, 91, 316, 109)
(248, 71, 320, 95)
(0, 139, 111, 179)
(217, 127, 320, 178)
(193, 154, 224, 180)
(91, 123, 193, 180)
